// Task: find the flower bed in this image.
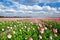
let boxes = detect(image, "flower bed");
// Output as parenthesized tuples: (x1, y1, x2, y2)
(0, 20, 60, 40)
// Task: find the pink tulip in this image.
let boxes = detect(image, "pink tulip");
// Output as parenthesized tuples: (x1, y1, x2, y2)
(29, 37, 33, 40)
(39, 28, 44, 34)
(7, 34, 12, 39)
(53, 28, 57, 33)
(38, 23, 42, 27)
(54, 34, 57, 37)
(38, 35, 42, 39)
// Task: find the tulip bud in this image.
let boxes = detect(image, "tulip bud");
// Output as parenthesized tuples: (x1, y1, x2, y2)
(29, 37, 33, 40)
(54, 34, 57, 37)
(38, 35, 42, 39)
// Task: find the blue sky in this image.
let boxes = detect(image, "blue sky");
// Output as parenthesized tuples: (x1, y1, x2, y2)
(0, 0, 60, 18)
(0, 0, 60, 8)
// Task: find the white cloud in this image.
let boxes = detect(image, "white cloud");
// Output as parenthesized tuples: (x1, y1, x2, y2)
(19, 5, 58, 12)
(0, 4, 60, 18)
(0, 0, 60, 18)
(32, 5, 43, 10)
(0, 3, 5, 9)
(0, 5, 17, 13)
(58, 7, 60, 10)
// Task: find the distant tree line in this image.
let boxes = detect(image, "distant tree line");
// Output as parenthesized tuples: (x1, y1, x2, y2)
(0, 16, 32, 18)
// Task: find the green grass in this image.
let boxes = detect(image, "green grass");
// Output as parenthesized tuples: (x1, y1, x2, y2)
(0, 20, 60, 40)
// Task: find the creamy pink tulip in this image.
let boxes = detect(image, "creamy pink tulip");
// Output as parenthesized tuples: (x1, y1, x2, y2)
(14, 25, 16, 28)
(27, 27, 30, 31)
(49, 36, 52, 40)
(44, 27, 47, 30)
(25, 26, 27, 28)
(30, 22, 33, 24)
(54, 34, 57, 37)
(13, 31, 16, 34)
(53, 28, 57, 33)
(38, 35, 42, 39)
(29, 37, 33, 40)
(38, 23, 42, 27)
(33, 28, 35, 30)
(2, 28, 4, 31)
(20, 29, 21, 31)
(38, 27, 39, 29)
(39, 28, 44, 34)
(21, 27, 23, 29)
(7, 26, 10, 29)
(7, 34, 12, 39)
(10, 27, 12, 29)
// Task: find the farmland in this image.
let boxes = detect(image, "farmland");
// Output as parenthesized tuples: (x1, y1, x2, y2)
(0, 18, 60, 40)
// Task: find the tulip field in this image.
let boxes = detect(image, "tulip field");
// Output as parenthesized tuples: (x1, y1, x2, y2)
(0, 19, 60, 40)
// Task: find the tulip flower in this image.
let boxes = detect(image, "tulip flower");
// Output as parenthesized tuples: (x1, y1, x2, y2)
(10, 27, 12, 29)
(29, 37, 33, 40)
(24, 26, 26, 28)
(39, 28, 44, 34)
(38, 23, 42, 27)
(27, 27, 30, 31)
(21, 27, 23, 29)
(30, 22, 33, 24)
(33, 28, 35, 30)
(38, 27, 39, 29)
(2, 28, 4, 31)
(54, 34, 57, 37)
(20, 29, 21, 32)
(7, 34, 12, 39)
(38, 35, 42, 39)
(13, 31, 16, 34)
(53, 28, 57, 33)
(49, 36, 52, 40)
(14, 25, 16, 28)
(7, 26, 10, 29)
(44, 27, 47, 30)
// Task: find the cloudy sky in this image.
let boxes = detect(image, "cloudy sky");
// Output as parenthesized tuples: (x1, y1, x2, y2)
(0, 0, 60, 18)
